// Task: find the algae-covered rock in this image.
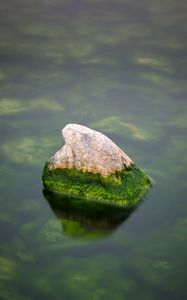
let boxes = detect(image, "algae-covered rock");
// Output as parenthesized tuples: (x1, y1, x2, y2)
(42, 124, 151, 207)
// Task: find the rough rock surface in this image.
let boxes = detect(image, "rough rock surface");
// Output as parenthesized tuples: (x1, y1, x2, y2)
(48, 123, 134, 176)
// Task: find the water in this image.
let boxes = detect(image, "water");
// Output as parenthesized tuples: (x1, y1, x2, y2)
(0, 0, 187, 299)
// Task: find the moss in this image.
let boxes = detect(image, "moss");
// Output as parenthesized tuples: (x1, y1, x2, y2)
(90, 116, 148, 141)
(0, 97, 64, 116)
(0, 98, 27, 115)
(61, 219, 88, 238)
(37, 219, 63, 242)
(42, 163, 151, 208)
(0, 257, 16, 280)
(2, 136, 60, 166)
(89, 115, 163, 142)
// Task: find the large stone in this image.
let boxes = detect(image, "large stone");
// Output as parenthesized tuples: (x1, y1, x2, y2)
(48, 123, 133, 176)
(42, 124, 151, 207)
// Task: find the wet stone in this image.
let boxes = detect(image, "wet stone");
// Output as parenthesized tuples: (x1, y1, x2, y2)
(42, 124, 151, 207)
(48, 123, 133, 176)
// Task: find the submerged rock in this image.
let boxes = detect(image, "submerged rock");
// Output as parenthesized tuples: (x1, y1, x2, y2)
(42, 124, 151, 207)
(44, 189, 135, 239)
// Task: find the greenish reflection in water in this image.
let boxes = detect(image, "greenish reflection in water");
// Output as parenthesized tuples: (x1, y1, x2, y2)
(43, 189, 136, 239)
(0, 0, 187, 299)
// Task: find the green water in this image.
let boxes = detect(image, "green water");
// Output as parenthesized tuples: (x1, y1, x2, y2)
(0, 0, 187, 299)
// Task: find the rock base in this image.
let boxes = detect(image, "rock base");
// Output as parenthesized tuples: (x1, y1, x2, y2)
(42, 163, 151, 208)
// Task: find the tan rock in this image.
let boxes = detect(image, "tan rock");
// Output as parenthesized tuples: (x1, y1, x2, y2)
(48, 124, 134, 176)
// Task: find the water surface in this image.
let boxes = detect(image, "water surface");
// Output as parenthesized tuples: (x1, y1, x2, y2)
(0, 1, 187, 299)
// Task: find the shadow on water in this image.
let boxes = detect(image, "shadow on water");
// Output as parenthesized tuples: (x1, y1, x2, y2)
(43, 189, 136, 239)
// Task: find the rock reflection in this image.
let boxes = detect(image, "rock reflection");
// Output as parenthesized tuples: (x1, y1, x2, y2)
(43, 189, 135, 239)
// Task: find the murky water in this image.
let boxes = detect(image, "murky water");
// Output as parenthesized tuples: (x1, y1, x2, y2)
(0, 0, 187, 299)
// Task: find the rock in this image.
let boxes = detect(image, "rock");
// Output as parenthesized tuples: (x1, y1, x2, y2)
(48, 123, 133, 176)
(42, 124, 151, 207)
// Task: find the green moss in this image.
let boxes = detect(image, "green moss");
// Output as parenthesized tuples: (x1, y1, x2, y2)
(37, 219, 63, 242)
(0, 257, 16, 281)
(42, 163, 151, 208)
(90, 116, 148, 141)
(89, 115, 163, 142)
(2, 136, 60, 166)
